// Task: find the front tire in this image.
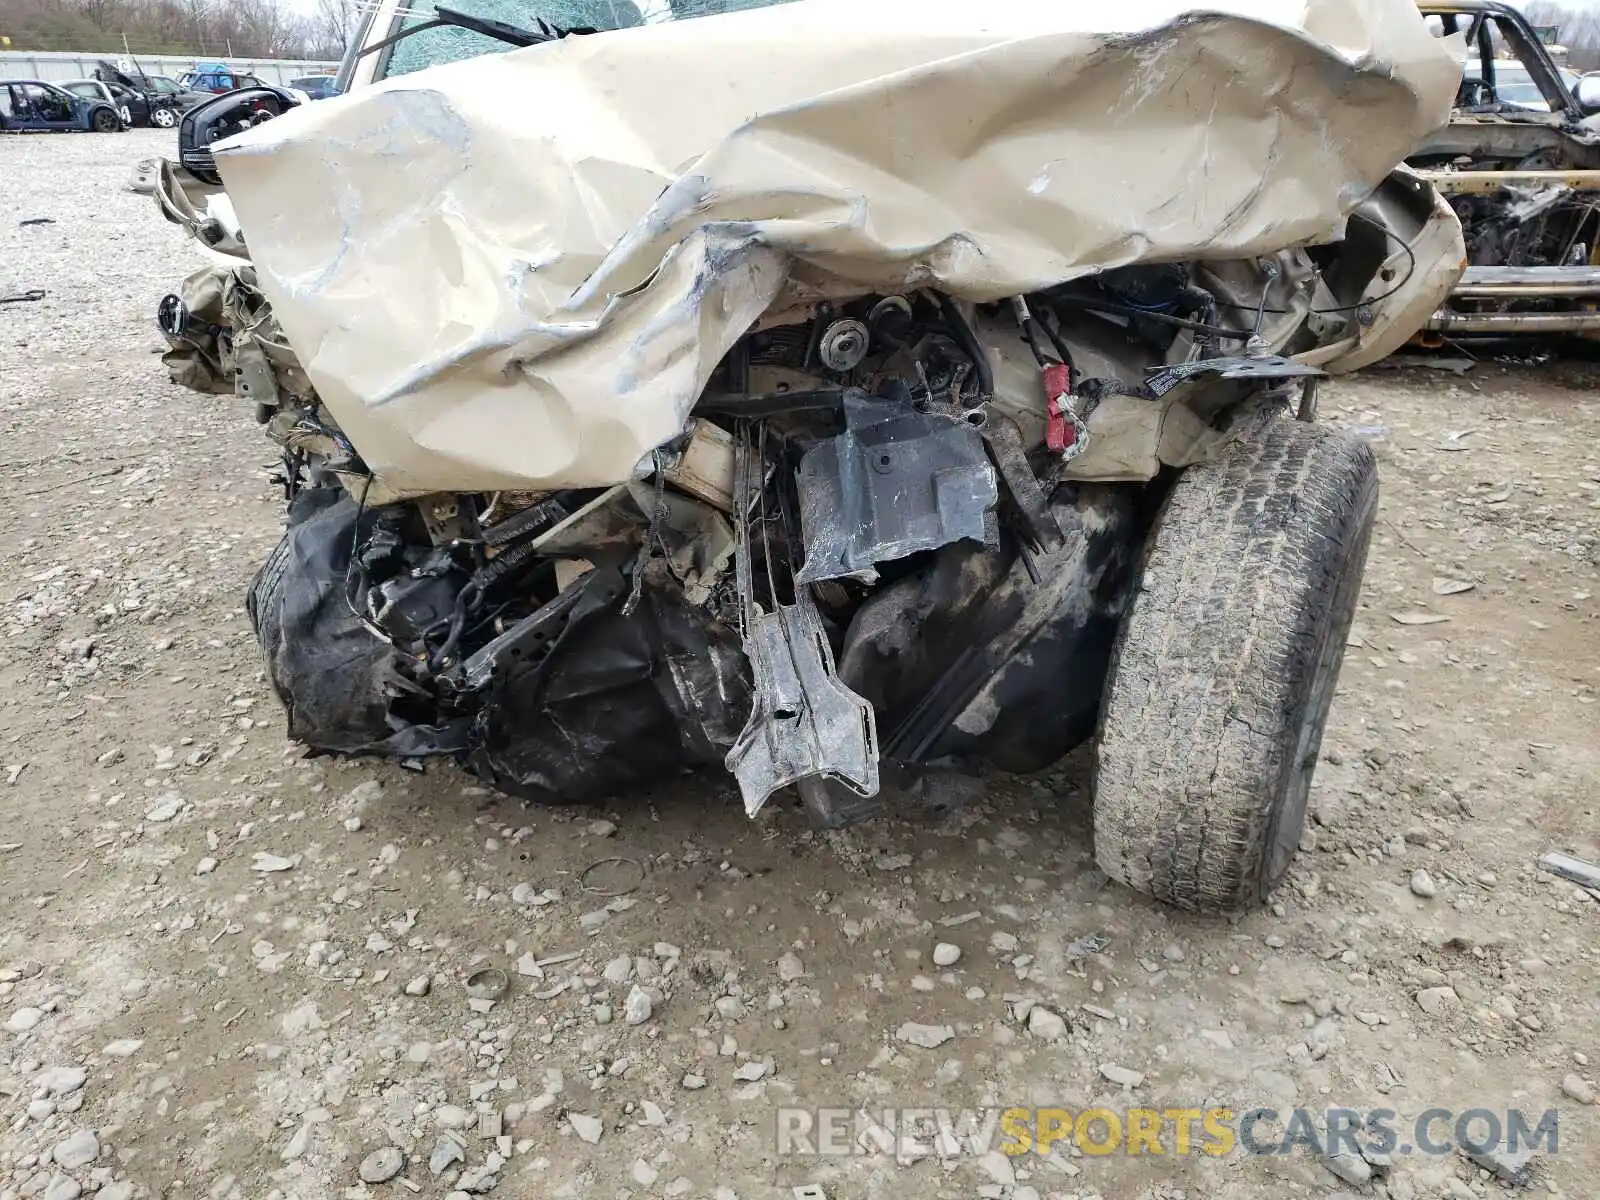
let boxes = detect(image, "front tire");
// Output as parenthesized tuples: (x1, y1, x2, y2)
(91, 108, 119, 133)
(151, 106, 177, 129)
(1093, 419, 1377, 912)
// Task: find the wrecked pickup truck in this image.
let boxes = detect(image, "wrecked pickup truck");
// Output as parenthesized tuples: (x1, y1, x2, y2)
(152, 0, 1466, 913)
(1415, 0, 1600, 336)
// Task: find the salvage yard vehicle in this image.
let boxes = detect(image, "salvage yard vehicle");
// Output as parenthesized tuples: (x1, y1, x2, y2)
(1461, 61, 1582, 112)
(152, 0, 1467, 913)
(180, 63, 271, 94)
(60, 79, 146, 129)
(1415, 0, 1600, 336)
(92, 60, 209, 128)
(288, 74, 340, 100)
(0, 79, 123, 133)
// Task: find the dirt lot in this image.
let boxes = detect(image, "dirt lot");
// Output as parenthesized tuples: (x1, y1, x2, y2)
(1, 129, 1597, 1200)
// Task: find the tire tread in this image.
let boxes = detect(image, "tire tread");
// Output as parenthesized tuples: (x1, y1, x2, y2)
(1093, 420, 1377, 911)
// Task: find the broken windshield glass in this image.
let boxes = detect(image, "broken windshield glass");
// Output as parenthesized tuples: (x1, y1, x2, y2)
(382, 0, 798, 78)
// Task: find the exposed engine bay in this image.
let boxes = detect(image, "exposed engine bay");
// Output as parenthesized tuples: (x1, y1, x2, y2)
(158, 229, 1452, 822)
(152, 0, 1467, 829)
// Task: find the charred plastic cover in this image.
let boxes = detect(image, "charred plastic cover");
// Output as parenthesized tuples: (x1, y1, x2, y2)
(212, 0, 1460, 497)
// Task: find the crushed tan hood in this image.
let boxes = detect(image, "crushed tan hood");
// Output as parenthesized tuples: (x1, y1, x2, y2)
(214, 0, 1461, 496)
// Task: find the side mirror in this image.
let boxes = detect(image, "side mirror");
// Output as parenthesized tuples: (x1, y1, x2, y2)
(179, 86, 300, 184)
(1575, 72, 1600, 112)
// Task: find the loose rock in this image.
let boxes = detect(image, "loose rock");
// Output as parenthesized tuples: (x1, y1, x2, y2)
(359, 1146, 405, 1184)
(5, 1006, 44, 1033)
(250, 852, 298, 873)
(1098, 1063, 1143, 1088)
(932, 943, 961, 967)
(428, 1136, 464, 1175)
(1415, 986, 1459, 1016)
(281, 1123, 311, 1162)
(144, 792, 183, 822)
(631, 1159, 660, 1186)
(52, 1128, 100, 1170)
(896, 1022, 955, 1049)
(1027, 1007, 1067, 1041)
(1560, 1074, 1595, 1105)
(624, 984, 654, 1026)
(1324, 1149, 1372, 1186)
(1464, 1142, 1540, 1186)
(38, 1065, 86, 1096)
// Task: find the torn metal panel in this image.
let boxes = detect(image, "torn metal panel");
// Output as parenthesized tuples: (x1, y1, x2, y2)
(210, 0, 1462, 497)
(726, 599, 880, 816)
(1536, 851, 1600, 891)
(233, 336, 281, 409)
(1144, 356, 1324, 399)
(725, 425, 878, 815)
(794, 390, 998, 584)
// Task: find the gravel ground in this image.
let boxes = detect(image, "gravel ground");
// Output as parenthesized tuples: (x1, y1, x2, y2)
(1, 128, 1598, 1200)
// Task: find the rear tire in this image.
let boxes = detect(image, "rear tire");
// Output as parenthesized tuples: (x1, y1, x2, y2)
(151, 106, 178, 129)
(1093, 419, 1377, 912)
(91, 108, 119, 133)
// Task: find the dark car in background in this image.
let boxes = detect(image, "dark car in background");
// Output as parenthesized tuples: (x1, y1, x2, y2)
(289, 74, 340, 99)
(0, 80, 123, 133)
(91, 61, 210, 127)
(61, 79, 149, 127)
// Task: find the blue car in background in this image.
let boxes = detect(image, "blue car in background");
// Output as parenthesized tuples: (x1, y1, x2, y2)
(0, 80, 124, 133)
(290, 75, 340, 100)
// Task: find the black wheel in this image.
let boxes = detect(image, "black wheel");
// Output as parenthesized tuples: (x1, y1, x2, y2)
(1093, 419, 1378, 912)
(151, 106, 178, 129)
(91, 108, 119, 133)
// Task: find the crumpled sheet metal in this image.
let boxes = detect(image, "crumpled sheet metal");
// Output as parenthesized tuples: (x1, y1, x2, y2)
(795, 391, 998, 584)
(213, 0, 1461, 497)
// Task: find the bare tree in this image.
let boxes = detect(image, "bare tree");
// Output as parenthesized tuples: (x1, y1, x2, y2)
(2, 0, 339, 57)
(314, 0, 359, 57)
(1525, 1, 1600, 72)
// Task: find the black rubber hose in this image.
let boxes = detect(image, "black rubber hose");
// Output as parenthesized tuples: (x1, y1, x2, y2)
(937, 293, 995, 398)
(1037, 306, 1077, 375)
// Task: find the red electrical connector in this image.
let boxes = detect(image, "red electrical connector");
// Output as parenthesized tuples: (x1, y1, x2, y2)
(1042, 361, 1076, 454)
